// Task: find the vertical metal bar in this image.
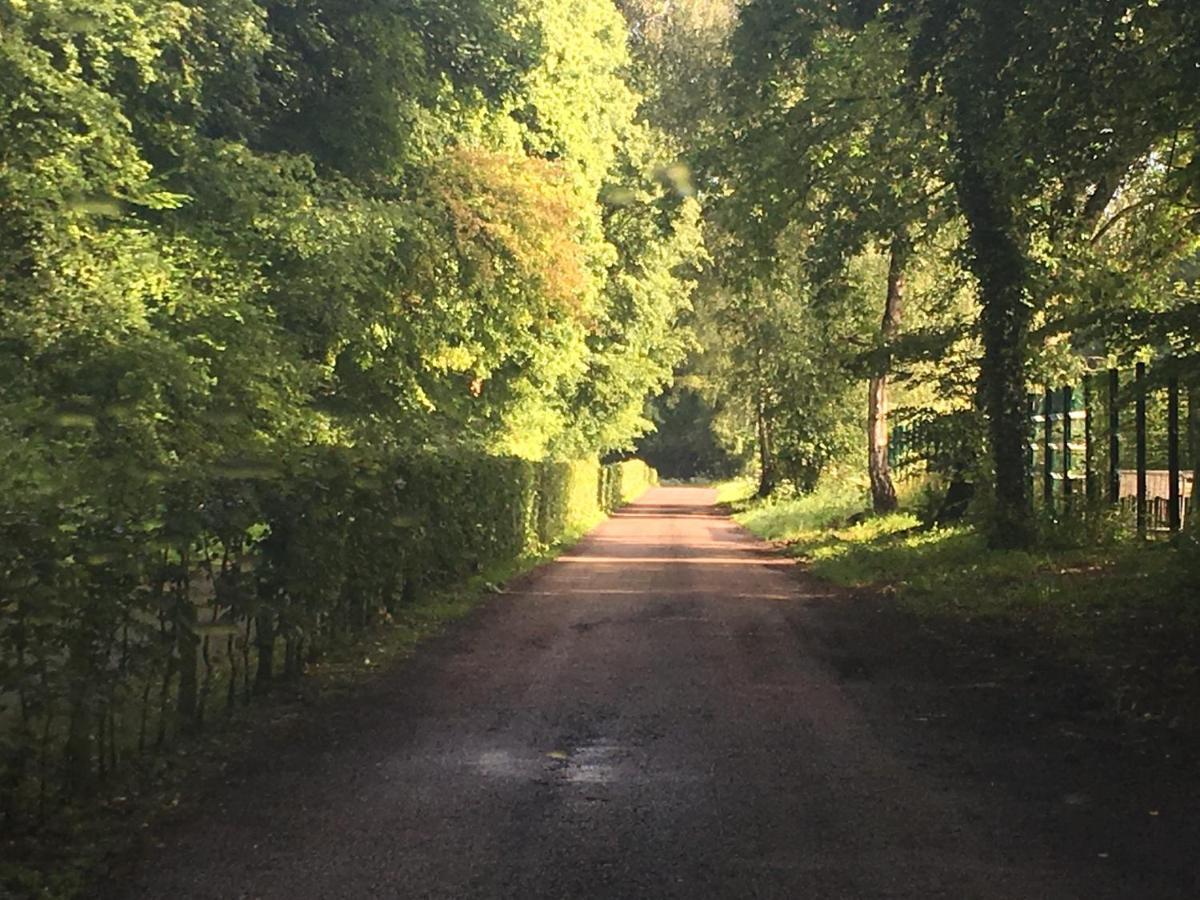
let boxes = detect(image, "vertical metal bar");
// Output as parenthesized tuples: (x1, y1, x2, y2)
(1190, 389, 1196, 530)
(1136, 362, 1147, 536)
(1108, 369, 1120, 504)
(1043, 388, 1054, 509)
(1026, 394, 1036, 491)
(1062, 385, 1074, 509)
(1084, 376, 1096, 503)
(1168, 374, 1181, 532)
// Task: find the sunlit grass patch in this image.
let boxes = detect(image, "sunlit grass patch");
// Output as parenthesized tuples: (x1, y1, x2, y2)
(799, 519, 969, 575)
(712, 477, 757, 505)
(798, 521, 1196, 642)
(729, 475, 868, 538)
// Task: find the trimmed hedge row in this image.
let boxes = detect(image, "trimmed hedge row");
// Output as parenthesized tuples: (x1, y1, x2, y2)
(601, 458, 660, 510)
(0, 451, 656, 825)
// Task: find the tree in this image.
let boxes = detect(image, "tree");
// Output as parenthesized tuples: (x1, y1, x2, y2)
(894, 0, 1200, 545)
(721, 4, 956, 507)
(714, 0, 1200, 539)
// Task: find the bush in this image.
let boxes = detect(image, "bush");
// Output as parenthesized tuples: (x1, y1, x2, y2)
(0, 449, 654, 828)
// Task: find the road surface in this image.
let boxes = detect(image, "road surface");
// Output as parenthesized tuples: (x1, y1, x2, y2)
(113, 486, 1124, 898)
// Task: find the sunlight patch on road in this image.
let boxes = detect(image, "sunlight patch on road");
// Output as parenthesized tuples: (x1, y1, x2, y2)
(473, 749, 530, 779)
(470, 742, 629, 787)
(558, 556, 794, 566)
(562, 741, 625, 785)
(585, 537, 749, 549)
(516, 589, 794, 600)
(542, 740, 627, 785)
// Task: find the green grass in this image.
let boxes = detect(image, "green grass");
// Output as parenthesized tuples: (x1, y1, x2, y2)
(712, 477, 757, 505)
(715, 468, 887, 538)
(736, 483, 1197, 644)
(729, 475, 1200, 722)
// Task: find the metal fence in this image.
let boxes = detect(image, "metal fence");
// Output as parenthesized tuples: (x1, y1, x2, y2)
(887, 364, 1195, 536)
(1031, 364, 1194, 535)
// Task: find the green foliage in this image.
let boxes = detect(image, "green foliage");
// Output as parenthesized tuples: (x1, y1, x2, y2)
(0, 0, 698, 863)
(0, 0, 700, 462)
(694, 261, 875, 494)
(636, 385, 746, 480)
(729, 472, 875, 539)
(663, 0, 1200, 545)
(892, 0, 1200, 544)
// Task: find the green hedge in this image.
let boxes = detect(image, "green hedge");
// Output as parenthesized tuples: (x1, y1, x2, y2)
(0, 450, 655, 826)
(601, 458, 660, 508)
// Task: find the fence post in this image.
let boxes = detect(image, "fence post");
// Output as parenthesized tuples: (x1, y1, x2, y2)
(1062, 384, 1073, 510)
(1026, 395, 1036, 492)
(1168, 374, 1181, 533)
(1084, 376, 1096, 503)
(1108, 369, 1120, 504)
(1043, 388, 1054, 509)
(1136, 362, 1147, 537)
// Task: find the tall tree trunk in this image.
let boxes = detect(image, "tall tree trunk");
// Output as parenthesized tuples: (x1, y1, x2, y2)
(945, 3, 1035, 548)
(254, 608, 275, 694)
(953, 142, 1035, 548)
(868, 234, 907, 513)
(756, 395, 775, 498)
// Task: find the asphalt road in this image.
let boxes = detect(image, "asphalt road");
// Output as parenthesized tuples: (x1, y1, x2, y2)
(112, 486, 1112, 899)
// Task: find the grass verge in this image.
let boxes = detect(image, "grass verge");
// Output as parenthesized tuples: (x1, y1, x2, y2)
(722, 475, 1200, 729)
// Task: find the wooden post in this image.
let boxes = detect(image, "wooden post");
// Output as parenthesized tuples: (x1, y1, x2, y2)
(1084, 376, 1096, 503)
(1062, 384, 1073, 509)
(1043, 388, 1054, 509)
(1108, 369, 1120, 504)
(1136, 362, 1147, 536)
(1168, 374, 1181, 532)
